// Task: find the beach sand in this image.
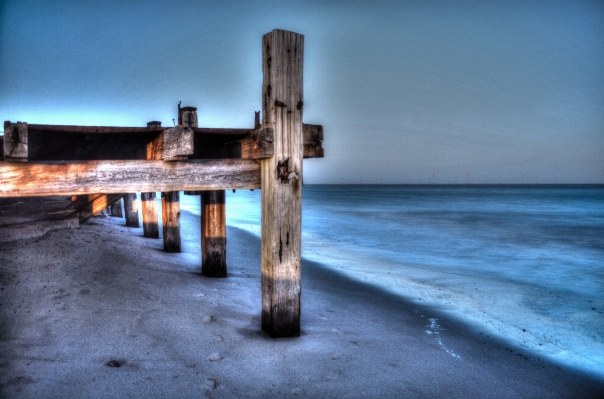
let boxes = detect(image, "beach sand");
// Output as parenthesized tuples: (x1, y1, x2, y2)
(1, 209, 603, 398)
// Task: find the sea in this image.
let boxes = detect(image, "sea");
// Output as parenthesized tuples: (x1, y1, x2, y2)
(181, 184, 604, 379)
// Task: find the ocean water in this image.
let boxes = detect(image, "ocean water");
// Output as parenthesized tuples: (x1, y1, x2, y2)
(183, 185, 604, 378)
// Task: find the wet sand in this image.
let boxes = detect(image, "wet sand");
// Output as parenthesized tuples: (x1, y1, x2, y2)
(1, 210, 603, 398)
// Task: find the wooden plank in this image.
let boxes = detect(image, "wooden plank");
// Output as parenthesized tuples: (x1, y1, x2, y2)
(4, 122, 28, 162)
(27, 124, 164, 134)
(124, 193, 140, 227)
(146, 126, 194, 161)
(0, 159, 261, 197)
(162, 191, 181, 252)
(261, 29, 304, 337)
(201, 190, 227, 277)
(241, 128, 274, 160)
(141, 192, 159, 238)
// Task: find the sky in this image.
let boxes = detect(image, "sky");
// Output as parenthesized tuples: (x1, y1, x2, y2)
(1, 0, 603, 184)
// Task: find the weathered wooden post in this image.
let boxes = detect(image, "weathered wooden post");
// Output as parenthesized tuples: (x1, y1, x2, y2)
(110, 198, 123, 217)
(124, 193, 140, 227)
(261, 29, 304, 337)
(178, 106, 228, 276)
(161, 191, 180, 252)
(201, 190, 227, 277)
(4, 121, 28, 162)
(140, 121, 161, 238)
(145, 119, 194, 253)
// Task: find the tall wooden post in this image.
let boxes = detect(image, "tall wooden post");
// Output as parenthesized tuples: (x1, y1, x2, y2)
(124, 193, 140, 227)
(201, 190, 227, 277)
(141, 121, 161, 238)
(261, 30, 304, 337)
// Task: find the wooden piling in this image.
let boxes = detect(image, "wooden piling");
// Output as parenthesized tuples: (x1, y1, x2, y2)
(141, 121, 161, 238)
(201, 190, 227, 277)
(161, 191, 181, 252)
(178, 106, 228, 276)
(124, 193, 140, 227)
(141, 192, 159, 238)
(4, 121, 28, 162)
(260, 29, 304, 337)
(110, 197, 123, 217)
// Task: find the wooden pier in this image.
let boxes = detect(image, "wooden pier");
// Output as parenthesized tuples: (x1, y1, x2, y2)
(0, 30, 324, 337)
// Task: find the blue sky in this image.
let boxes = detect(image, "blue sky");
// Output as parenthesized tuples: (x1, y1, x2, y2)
(1, 0, 603, 183)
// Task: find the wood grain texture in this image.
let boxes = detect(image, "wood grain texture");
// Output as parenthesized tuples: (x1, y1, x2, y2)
(179, 107, 198, 128)
(4, 122, 28, 162)
(146, 126, 194, 161)
(162, 191, 181, 252)
(0, 159, 261, 197)
(74, 193, 125, 223)
(201, 190, 227, 277)
(261, 29, 304, 337)
(141, 192, 159, 238)
(241, 128, 274, 159)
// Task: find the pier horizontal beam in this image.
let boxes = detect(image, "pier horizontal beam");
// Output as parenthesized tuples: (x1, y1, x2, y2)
(0, 159, 260, 197)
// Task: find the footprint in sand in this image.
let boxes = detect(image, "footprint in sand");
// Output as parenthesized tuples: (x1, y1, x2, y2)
(205, 377, 218, 389)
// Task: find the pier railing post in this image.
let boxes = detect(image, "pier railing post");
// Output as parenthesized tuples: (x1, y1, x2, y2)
(261, 29, 304, 337)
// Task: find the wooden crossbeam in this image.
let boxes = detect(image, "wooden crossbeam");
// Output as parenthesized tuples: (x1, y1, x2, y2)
(0, 159, 261, 197)
(10, 123, 322, 161)
(303, 124, 324, 159)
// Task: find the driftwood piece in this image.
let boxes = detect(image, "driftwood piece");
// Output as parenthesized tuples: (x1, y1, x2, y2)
(261, 29, 304, 337)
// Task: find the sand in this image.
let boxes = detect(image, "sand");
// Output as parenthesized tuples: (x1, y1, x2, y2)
(1, 209, 603, 398)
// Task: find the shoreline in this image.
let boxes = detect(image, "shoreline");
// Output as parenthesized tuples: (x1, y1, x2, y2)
(1, 211, 603, 398)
